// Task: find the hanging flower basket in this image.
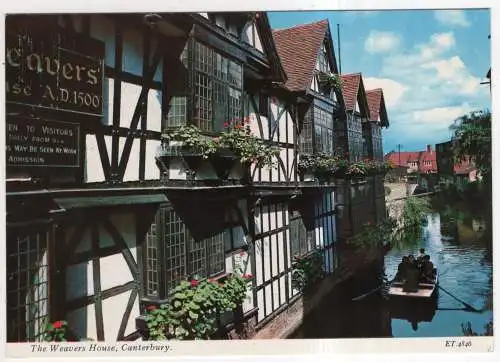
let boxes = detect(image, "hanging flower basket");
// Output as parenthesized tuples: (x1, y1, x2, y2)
(317, 71, 343, 92)
(210, 148, 239, 180)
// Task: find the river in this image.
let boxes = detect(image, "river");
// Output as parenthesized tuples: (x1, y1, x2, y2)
(291, 198, 493, 338)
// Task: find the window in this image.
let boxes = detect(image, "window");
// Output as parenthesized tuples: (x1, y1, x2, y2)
(143, 206, 226, 299)
(6, 227, 50, 342)
(314, 106, 334, 154)
(192, 41, 243, 132)
(347, 114, 363, 161)
(300, 106, 314, 154)
(289, 209, 315, 257)
(167, 43, 189, 127)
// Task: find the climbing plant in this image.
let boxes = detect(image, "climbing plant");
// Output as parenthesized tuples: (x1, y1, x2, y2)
(291, 248, 325, 292)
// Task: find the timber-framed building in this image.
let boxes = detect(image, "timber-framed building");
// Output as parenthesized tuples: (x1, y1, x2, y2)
(5, 13, 390, 342)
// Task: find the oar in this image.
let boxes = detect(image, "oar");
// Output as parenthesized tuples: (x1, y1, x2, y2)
(352, 278, 395, 301)
(437, 285, 482, 313)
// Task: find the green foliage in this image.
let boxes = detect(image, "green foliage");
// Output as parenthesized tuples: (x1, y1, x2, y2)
(145, 272, 252, 340)
(461, 320, 493, 336)
(298, 153, 393, 180)
(43, 320, 68, 341)
(161, 120, 278, 167)
(318, 71, 344, 91)
(162, 125, 218, 159)
(291, 248, 325, 292)
(219, 118, 279, 167)
(347, 218, 397, 252)
(449, 110, 491, 181)
(348, 197, 430, 252)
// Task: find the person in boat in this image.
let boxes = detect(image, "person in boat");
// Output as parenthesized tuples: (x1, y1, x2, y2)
(417, 248, 426, 262)
(403, 257, 420, 292)
(417, 248, 426, 271)
(421, 255, 435, 283)
(396, 256, 409, 281)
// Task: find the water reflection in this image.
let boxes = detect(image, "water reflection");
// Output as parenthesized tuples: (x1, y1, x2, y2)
(292, 198, 493, 338)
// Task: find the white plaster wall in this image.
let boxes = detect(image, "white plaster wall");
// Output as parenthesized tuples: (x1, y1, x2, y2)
(85, 134, 114, 183)
(147, 89, 162, 132)
(86, 16, 163, 184)
(102, 77, 114, 126)
(253, 24, 264, 52)
(254, 204, 291, 321)
(120, 82, 141, 128)
(101, 290, 138, 340)
(119, 137, 140, 182)
(242, 23, 253, 46)
(145, 139, 161, 180)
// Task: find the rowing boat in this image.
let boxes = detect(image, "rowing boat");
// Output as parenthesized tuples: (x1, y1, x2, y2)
(388, 268, 438, 299)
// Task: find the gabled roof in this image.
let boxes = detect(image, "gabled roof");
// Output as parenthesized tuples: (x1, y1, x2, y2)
(340, 73, 369, 116)
(366, 88, 389, 127)
(256, 13, 288, 83)
(272, 19, 330, 92)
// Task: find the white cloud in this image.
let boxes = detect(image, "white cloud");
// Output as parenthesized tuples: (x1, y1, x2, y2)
(412, 103, 473, 127)
(434, 10, 471, 27)
(364, 31, 401, 53)
(417, 32, 456, 62)
(421, 56, 481, 95)
(363, 77, 408, 108)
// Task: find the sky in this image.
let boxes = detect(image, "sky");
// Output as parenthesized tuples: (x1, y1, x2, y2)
(268, 10, 491, 154)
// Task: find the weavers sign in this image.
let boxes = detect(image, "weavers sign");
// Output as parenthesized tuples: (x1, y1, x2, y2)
(5, 21, 105, 116)
(7, 117, 80, 167)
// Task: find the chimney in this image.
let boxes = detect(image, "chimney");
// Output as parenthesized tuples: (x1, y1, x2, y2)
(426, 144, 432, 153)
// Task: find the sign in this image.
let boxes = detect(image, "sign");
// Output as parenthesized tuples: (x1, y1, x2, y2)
(5, 18, 104, 116)
(6, 117, 80, 168)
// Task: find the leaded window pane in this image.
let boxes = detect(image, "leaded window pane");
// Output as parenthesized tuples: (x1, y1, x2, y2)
(143, 206, 227, 299)
(191, 40, 242, 132)
(6, 228, 50, 342)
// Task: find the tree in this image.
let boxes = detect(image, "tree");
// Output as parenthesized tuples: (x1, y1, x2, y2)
(449, 110, 491, 183)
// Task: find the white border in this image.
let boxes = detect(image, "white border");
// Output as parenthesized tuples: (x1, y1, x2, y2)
(1, 1, 498, 362)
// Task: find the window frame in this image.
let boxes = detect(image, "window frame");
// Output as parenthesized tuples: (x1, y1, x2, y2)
(141, 205, 227, 301)
(191, 40, 244, 133)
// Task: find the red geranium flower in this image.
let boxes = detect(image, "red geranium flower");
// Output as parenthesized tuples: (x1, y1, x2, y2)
(223, 122, 229, 128)
(52, 321, 64, 329)
(243, 274, 253, 279)
(239, 251, 245, 256)
(146, 305, 157, 311)
(190, 280, 200, 287)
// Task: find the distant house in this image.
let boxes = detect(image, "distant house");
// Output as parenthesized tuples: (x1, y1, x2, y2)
(384, 145, 438, 190)
(435, 141, 480, 188)
(384, 145, 437, 174)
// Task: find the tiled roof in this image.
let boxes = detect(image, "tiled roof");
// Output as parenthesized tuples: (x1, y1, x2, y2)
(366, 88, 382, 122)
(385, 151, 421, 166)
(453, 158, 476, 175)
(385, 148, 438, 173)
(340, 73, 361, 111)
(272, 19, 329, 92)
